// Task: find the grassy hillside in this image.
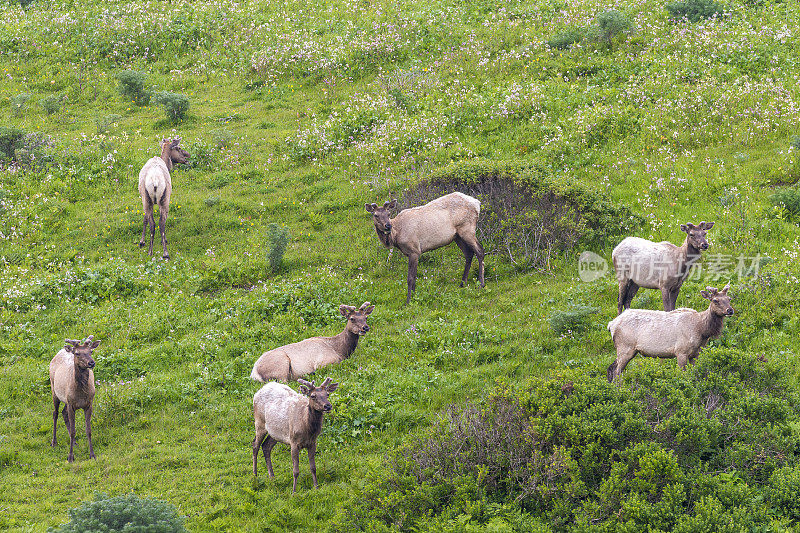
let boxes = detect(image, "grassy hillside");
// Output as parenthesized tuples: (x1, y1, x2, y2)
(1, 0, 799, 530)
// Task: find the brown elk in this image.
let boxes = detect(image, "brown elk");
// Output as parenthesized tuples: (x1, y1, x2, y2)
(607, 285, 734, 381)
(366, 192, 485, 304)
(138, 138, 190, 259)
(252, 377, 339, 493)
(49, 336, 101, 462)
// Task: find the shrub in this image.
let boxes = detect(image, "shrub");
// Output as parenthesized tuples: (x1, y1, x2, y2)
(0, 127, 25, 161)
(96, 114, 123, 134)
(771, 189, 800, 220)
(10, 93, 30, 117)
(594, 9, 633, 45)
(340, 349, 800, 531)
(266, 223, 289, 273)
(39, 94, 61, 115)
(548, 304, 599, 335)
(115, 70, 151, 106)
(153, 92, 190, 123)
(48, 493, 187, 533)
(547, 29, 585, 50)
(14, 132, 54, 168)
(401, 160, 642, 271)
(666, 0, 726, 22)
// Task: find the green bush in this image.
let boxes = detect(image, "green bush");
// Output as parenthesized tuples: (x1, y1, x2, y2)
(0, 126, 24, 161)
(548, 304, 599, 335)
(10, 93, 30, 117)
(771, 189, 800, 220)
(39, 94, 61, 115)
(48, 493, 187, 533)
(154, 91, 190, 123)
(96, 114, 123, 134)
(594, 10, 633, 45)
(340, 349, 800, 531)
(116, 70, 151, 106)
(666, 0, 726, 22)
(266, 223, 290, 273)
(547, 29, 585, 50)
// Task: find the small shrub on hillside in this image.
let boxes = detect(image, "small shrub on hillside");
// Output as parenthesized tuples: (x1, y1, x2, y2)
(548, 304, 599, 335)
(0, 127, 25, 161)
(666, 0, 726, 22)
(10, 93, 30, 117)
(266, 223, 289, 273)
(154, 92, 190, 123)
(116, 70, 151, 105)
(96, 114, 123, 134)
(48, 493, 187, 533)
(593, 10, 633, 45)
(39, 94, 61, 115)
(771, 189, 800, 220)
(547, 29, 585, 50)
(211, 128, 234, 149)
(341, 349, 800, 531)
(14, 132, 54, 168)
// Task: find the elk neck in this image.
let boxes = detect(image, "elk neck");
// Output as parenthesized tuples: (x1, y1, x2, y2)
(160, 147, 174, 172)
(700, 307, 725, 339)
(679, 237, 702, 278)
(329, 327, 361, 359)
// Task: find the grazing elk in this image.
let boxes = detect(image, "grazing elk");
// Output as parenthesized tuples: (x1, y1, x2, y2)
(366, 192, 485, 304)
(612, 221, 715, 313)
(250, 302, 374, 382)
(49, 336, 101, 462)
(252, 377, 339, 493)
(138, 138, 190, 259)
(607, 285, 734, 382)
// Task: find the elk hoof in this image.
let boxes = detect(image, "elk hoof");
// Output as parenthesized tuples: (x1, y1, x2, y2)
(138, 241, 145, 248)
(162, 253, 170, 260)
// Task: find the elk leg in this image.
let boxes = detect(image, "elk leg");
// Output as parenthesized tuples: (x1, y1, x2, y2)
(66, 405, 76, 463)
(308, 443, 318, 489)
(252, 428, 267, 476)
(290, 444, 301, 494)
(51, 395, 60, 447)
(613, 349, 637, 380)
(262, 437, 277, 478)
(617, 280, 629, 314)
(661, 287, 672, 311)
(406, 254, 419, 304)
(159, 203, 169, 260)
(148, 210, 156, 256)
(85, 405, 95, 459)
(454, 236, 474, 287)
(460, 234, 485, 288)
(623, 281, 639, 311)
(668, 288, 681, 311)
(139, 213, 149, 248)
(676, 353, 690, 370)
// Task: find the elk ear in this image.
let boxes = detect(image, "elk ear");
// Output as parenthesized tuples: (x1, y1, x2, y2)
(298, 379, 313, 396)
(721, 284, 730, 294)
(680, 223, 694, 233)
(701, 221, 715, 230)
(700, 290, 712, 300)
(385, 199, 397, 210)
(365, 203, 376, 213)
(90, 340, 101, 349)
(363, 304, 375, 316)
(64, 344, 74, 353)
(325, 381, 339, 393)
(339, 305, 355, 318)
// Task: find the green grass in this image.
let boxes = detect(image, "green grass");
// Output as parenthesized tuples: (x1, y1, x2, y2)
(1, 0, 800, 530)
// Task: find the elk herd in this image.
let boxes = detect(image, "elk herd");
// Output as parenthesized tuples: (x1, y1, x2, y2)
(47, 140, 739, 493)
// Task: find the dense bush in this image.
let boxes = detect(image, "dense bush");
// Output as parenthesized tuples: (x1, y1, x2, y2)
(154, 92, 190, 123)
(49, 493, 187, 533)
(39, 94, 61, 115)
(666, 0, 726, 22)
(547, 29, 585, 50)
(266, 222, 290, 273)
(96, 113, 123, 133)
(0, 126, 25, 161)
(116, 70, 151, 106)
(10, 93, 30, 117)
(339, 348, 800, 531)
(401, 160, 642, 270)
(771, 189, 800, 220)
(548, 305, 599, 335)
(594, 10, 633, 45)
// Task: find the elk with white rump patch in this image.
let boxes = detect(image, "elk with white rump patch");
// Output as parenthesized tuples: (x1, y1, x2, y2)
(138, 137, 190, 259)
(613, 221, 714, 313)
(366, 192, 485, 304)
(252, 377, 339, 493)
(250, 302, 374, 382)
(49, 336, 101, 462)
(607, 285, 734, 382)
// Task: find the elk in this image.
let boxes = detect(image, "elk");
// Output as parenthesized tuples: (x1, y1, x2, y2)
(366, 192, 485, 304)
(612, 221, 714, 313)
(250, 302, 374, 382)
(138, 138, 190, 259)
(49, 336, 101, 462)
(606, 285, 734, 382)
(252, 377, 339, 493)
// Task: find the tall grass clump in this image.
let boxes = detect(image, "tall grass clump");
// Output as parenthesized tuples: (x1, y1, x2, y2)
(153, 92, 190, 123)
(10, 93, 30, 117)
(666, 0, 726, 22)
(39, 95, 60, 115)
(0, 126, 24, 161)
(48, 493, 187, 533)
(547, 29, 585, 50)
(116, 70, 151, 106)
(266, 223, 290, 273)
(593, 9, 633, 46)
(548, 304, 599, 335)
(771, 189, 800, 221)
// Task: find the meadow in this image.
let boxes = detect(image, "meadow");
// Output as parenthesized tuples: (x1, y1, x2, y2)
(1, 0, 800, 530)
